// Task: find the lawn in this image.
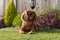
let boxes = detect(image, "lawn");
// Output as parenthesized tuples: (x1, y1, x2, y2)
(0, 29, 60, 40)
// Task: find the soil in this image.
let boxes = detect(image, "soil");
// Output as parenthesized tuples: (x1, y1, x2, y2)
(0, 27, 19, 30)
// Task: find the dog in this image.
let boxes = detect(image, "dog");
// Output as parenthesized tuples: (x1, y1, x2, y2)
(19, 10, 36, 34)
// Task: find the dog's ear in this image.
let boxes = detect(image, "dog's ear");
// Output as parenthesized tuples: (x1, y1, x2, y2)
(21, 11, 28, 21)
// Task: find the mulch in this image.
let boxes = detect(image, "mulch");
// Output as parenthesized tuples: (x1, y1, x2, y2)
(0, 27, 19, 30)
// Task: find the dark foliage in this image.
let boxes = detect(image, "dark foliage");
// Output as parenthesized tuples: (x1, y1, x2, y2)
(48, 10, 58, 29)
(35, 9, 58, 30)
(0, 19, 6, 28)
(54, 21, 60, 29)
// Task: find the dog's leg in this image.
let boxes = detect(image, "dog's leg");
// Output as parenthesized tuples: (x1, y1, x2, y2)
(28, 26, 35, 34)
(19, 27, 25, 34)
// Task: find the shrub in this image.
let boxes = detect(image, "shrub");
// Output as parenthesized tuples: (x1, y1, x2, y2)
(37, 7, 55, 16)
(12, 14, 22, 28)
(4, 0, 17, 27)
(37, 7, 60, 20)
(58, 9, 60, 20)
(35, 9, 58, 30)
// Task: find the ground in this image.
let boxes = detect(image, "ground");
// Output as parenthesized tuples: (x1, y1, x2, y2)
(0, 28, 60, 40)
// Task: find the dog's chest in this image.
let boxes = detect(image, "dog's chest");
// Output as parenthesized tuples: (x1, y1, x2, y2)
(24, 22, 34, 29)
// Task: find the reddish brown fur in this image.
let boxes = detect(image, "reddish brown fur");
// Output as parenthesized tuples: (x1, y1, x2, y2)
(19, 10, 36, 34)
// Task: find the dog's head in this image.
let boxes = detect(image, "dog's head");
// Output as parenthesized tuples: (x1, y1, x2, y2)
(23, 10, 36, 21)
(27, 10, 36, 21)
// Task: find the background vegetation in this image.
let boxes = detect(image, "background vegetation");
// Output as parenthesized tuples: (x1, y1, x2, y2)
(12, 14, 22, 28)
(4, 0, 17, 27)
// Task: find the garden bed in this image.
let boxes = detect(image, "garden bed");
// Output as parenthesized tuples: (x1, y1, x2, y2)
(0, 27, 19, 30)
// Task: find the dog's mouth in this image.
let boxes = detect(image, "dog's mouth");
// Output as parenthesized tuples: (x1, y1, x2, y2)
(29, 17, 33, 19)
(28, 14, 35, 19)
(28, 16, 34, 20)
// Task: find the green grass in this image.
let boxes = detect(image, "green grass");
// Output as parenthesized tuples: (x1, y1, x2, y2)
(0, 29, 60, 40)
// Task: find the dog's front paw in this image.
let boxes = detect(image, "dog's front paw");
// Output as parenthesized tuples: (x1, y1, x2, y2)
(28, 31, 34, 34)
(19, 30, 25, 34)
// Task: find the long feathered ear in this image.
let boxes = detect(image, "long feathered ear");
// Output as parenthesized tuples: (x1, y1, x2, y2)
(21, 11, 28, 22)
